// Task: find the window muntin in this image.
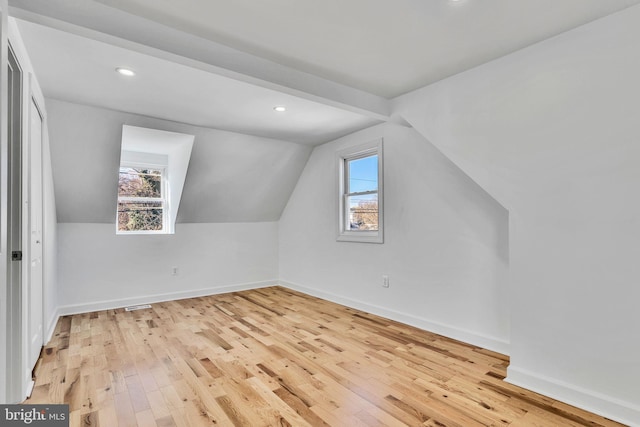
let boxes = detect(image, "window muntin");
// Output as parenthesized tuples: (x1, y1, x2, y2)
(337, 139, 383, 243)
(117, 165, 167, 233)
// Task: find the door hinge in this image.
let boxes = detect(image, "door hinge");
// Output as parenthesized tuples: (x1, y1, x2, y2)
(11, 251, 22, 261)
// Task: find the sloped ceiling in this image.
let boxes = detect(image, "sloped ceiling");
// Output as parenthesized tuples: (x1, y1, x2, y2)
(47, 99, 312, 223)
(94, 0, 640, 97)
(8, 0, 640, 224)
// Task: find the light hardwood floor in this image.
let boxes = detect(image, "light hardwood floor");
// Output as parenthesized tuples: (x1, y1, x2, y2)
(26, 286, 625, 426)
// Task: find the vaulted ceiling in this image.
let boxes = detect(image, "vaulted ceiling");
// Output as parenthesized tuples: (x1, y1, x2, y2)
(8, 0, 640, 223)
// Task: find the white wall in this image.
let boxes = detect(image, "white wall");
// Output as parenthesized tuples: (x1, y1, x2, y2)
(57, 222, 278, 313)
(279, 123, 510, 353)
(394, 5, 640, 425)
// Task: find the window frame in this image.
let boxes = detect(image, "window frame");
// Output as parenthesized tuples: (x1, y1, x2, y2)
(336, 139, 384, 243)
(116, 161, 169, 235)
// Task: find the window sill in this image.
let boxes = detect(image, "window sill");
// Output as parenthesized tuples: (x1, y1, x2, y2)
(337, 231, 383, 244)
(116, 230, 173, 236)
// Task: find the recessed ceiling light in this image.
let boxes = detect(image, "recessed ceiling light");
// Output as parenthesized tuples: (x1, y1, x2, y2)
(273, 106, 287, 112)
(116, 67, 136, 77)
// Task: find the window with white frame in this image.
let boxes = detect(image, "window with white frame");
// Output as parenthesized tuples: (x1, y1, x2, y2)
(337, 139, 383, 243)
(117, 164, 167, 233)
(117, 126, 195, 235)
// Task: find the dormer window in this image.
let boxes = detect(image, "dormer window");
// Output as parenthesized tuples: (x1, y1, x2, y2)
(116, 125, 194, 235)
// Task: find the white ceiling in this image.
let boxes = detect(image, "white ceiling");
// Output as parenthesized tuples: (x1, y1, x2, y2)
(9, 0, 640, 145)
(94, 0, 640, 97)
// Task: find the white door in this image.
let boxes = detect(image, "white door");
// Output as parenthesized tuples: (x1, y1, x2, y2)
(27, 97, 44, 370)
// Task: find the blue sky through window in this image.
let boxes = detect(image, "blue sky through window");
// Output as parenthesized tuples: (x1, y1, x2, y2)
(348, 155, 378, 193)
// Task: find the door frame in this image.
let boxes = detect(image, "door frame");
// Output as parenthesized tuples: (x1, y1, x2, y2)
(3, 24, 27, 405)
(0, 0, 6, 403)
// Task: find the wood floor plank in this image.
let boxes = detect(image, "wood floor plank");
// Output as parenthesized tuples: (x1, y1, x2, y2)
(25, 286, 626, 426)
(135, 409, 158, 427)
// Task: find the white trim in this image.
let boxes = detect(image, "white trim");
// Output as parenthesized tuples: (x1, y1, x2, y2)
(44, 306, 59, 345)
(23, 79, 45, 400)
(336, 139, 384, 244)
(57, 280, 278, 316)
(25, 380, 35, 399)
(278, 280, 510, 355)
(506, 366, 640, 427)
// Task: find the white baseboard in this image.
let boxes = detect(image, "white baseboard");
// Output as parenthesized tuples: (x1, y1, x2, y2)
(57, 280, 278, 317)
(44, 308, 60, 345)
(279, 280, 510, 355)
(507, 365, 640, 427)
(25, 380, 35, 399)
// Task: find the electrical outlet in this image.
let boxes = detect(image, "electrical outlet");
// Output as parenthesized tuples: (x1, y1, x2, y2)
(172, 267, 178, 276)
(382, 275, 389, 288)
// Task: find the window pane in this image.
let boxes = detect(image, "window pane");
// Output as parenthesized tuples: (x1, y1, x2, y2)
(118, 167, 162, 198)
(346, 193, 378, 231)
(117, 201, 163, 231)
(348, 155, 378, 193)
